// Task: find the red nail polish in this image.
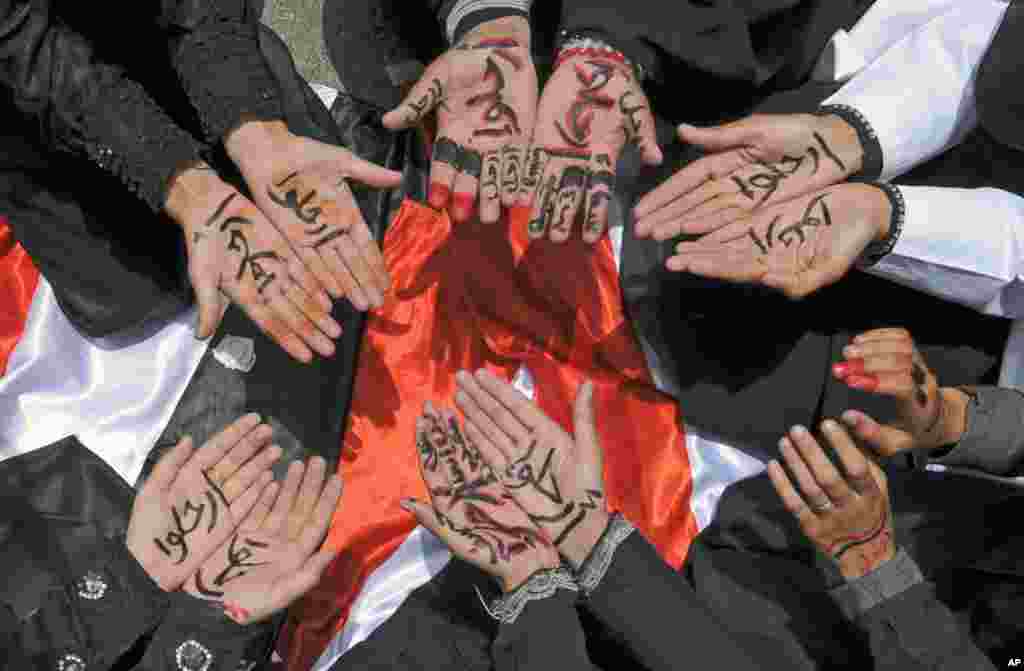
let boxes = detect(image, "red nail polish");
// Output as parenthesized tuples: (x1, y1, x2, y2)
(452, 193, 475, 221)
(428, 183, 450, 209)
(847, 374, 879, 392)
(832, 363, 850, 379)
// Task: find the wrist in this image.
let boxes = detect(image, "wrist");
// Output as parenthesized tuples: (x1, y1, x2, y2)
(926, 387, 969, 451)
(501, 549, 560, 592)
(816, 114, 865, 179)
(868, 182, 894, 241)
(224, 118, 292, 175)
(837, 537, 897, 580)
(560, 511, 611, 570)
(164, 161, 221, 226)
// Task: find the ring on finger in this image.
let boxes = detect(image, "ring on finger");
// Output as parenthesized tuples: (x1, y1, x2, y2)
(810, 499, 835, 513)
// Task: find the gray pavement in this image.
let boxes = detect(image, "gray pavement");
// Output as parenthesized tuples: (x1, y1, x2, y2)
(262, 0, 342, 91)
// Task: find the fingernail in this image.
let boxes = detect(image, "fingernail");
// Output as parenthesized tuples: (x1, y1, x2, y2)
(452, 193, 475, 221)
(791, 425, 808, 436)
(843, 345, 862, 358)
(833, 359, 864, 378)
(399, 498, 415, 511)
(455, 370, 471, 383)
(847, 375, 879, 392)
(821, 419, 839, 432)
(832, 363, 850, 378)
(326, 319, 343, 338)
(428, 183, 450, 209)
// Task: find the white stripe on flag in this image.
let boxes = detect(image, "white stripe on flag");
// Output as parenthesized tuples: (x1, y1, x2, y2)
(0, 276, 208, 484)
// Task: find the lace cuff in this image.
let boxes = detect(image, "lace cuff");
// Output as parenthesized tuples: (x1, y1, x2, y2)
(482, 567, 579, 624)
(64, 64, 205, 212)
(171, 20, 285, 143)
(575, 513, 635, 596)
(815, 104, 883, 182)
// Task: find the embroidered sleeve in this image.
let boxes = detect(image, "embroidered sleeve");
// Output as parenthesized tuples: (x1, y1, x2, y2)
(482, 567, 579, 625)
(575, 513, 635, 596)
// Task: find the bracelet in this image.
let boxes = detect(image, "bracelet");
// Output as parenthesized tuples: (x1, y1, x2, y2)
(575, 513, 635, 596)
(816, 104, 883, 182)
(857, 181, 905, 268)
(479, 566, 579, 624)
(555, 32, 643, 81)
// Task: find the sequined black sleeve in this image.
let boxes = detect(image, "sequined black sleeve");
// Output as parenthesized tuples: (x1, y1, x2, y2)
(0, 0, 205, 212)
(160, 0, 285, 144)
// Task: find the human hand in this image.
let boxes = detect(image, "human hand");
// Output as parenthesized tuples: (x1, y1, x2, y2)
(454, 370, 607, 569)
(835, 329, 968, 455)
(183, 456, 343, 625)
(226, 122, 404, 311)
(524, 49, 660, 243)
(382, 16, 537, 224)
(126, 414, 282, 591)
(668, 183, 891, 299)
(768, 421, 895, 580)
(167, 165, 343, 363)
(401, 402, 560, 592)
(634, 113, 863, 240)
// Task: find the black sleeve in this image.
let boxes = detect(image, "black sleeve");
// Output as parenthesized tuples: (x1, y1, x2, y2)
(2, 536, 168, 669)
(138, 592, 279, 671)
(923, 386, 1024, 477)
(491, 589, 593, 671)
(425, 0, 531, 44)
(0, 0, 205, 211)
(159, 0, 285, 143)
(579, 516, 783, 671)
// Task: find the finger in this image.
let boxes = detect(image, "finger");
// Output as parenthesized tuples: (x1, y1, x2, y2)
(238, 292, 314, 363)
(632, 103, 662, 166)
(268, 548, 340, 615)
(457, 370, 533, 446)
(333, 231, 384, 310)
(500, 143, 526, 208)
(276, 283, 337, 357)
(295, 244, 346, 304)
(479, 151, 503, 224)
(451, 148, 483, 223)
(788, 425, 854, 505)
(345, 216, 391, 297)
(244, 480, 280, 529)
(382, 71, 445, 130)
(668, 194, 748, 238)
(676, 119, 761, 153)
(148, 436, 196, 492)
(400, 498, 466, 554)
(289, 457, 328, 539)
(633, 151, 746, 221)
(852, 328, 912, 345)
(263, 459, 305, 533)
(455, 388, 518, 458)
(778, 434, 832, 512)
(767, 459, 814, 523)
(820, 419, 874, 496)
(191, 273, 226, 340)
(283, 276, 342, 340)
(343, 153, 404, 189)
(665, 249, 771, 282)
(549, 165, 587, 243)
(209, 422, 274, 486)
(428, 137, 459, 210)
(222, 443, 283, 503)
(527, 166, 559, 239)
(519, 147, 551, 209)
(284, 251, 333, 312)
(415, 414, 452, 497)
(638, 180, 737, 241)
(842, 338, 914, 362)
(859, 353, 913, 376)
(191, 413, 263, 470)
(462, 418, 511, 468)
(324, 242, 369, 312)
(843, 372, 916, 398)
(229, 471, 276, 528)
(572, 380, 604, 473)
(582, 157, 615, 244)
(841, 410, 915, 458)
(297, 474, 343, 556)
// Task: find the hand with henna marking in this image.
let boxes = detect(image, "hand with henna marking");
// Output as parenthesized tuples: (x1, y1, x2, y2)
(169, 167, 345, 363)
(768, 421, 895, 580)
(526, 52, 660, 243)
(454, 370, 608, 569)
(382, 16, 537, 224)
(634, 113, 863, 240)
(225, 122, 403, 312)
(835, 329, 969, 455)
(669, 183, 891, 299)
(126, 414, 282, 591)
(183, 456, 343, 625)
(401, 402, 560, 592)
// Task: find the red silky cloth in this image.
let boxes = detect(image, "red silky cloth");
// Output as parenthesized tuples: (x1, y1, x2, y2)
(283, 200, 698, 670)
(0, 216, 40, 376)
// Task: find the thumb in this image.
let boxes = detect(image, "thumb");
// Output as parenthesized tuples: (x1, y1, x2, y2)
(190, 270, 225, 341)
(343, 152, 404, 189)
(382, 70, 445, 130)
(677, 119, 759, 153)
(634, 105, 663, 166)
(572, 380, 604, 473)
(841, 409, 914, 458)
(401, 498, 455, 547)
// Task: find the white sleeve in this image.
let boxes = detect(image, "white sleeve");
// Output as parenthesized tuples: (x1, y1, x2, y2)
(865, 186, 1024, 318)
(823, 1, 1008, 180)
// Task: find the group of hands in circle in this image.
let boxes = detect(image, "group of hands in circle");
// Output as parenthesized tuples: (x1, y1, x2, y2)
(170, 16, 893, 366)
(126, 326, 952, 624)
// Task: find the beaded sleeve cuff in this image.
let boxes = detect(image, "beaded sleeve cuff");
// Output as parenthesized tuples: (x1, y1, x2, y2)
(576, 513, 635, 596)
(858, 182, 905, 268)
